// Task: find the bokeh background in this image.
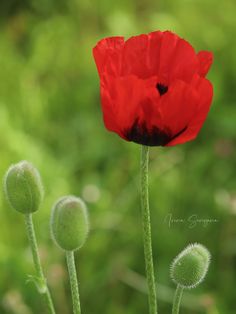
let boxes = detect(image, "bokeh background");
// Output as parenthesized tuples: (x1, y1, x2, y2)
(0, 0, 235, 313)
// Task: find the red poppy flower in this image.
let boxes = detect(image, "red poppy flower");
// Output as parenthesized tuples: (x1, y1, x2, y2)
(93, 30, 213, 146)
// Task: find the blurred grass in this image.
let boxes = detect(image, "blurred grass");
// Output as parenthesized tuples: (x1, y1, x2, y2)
(0, 0, 236, 313)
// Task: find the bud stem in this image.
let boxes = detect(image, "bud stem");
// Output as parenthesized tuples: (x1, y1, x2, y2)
(25, 214, 56, 314)
(172, 285, 184, 314)
(66, 251, 81, 314)
(140, 145, 157, 314)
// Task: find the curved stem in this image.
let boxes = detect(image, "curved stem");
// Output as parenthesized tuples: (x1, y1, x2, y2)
(172, 285, 184, 314)
(66, 251, 81, 314)
(140, 145, 157, 314)
(24, 214, 56, 314)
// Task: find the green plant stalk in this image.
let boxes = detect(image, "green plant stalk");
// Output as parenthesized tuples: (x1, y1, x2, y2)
(25, 214, 56, 314)
(66, 251, 81, 314)
(172, 285, 184, 314)
(140, 145, 157, 314)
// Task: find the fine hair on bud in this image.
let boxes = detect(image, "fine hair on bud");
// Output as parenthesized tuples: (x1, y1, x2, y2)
(50, 196, 89, 251)
(170, 243, 211, 289)
(3, 160, 44, 214)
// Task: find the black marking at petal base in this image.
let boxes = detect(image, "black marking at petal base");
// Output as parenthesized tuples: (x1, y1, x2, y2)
(125, 120, 187, 146)
(156, 83, 168, 96)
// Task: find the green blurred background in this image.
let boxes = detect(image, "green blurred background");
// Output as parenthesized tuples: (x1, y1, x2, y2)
(0, 0, 235, 313)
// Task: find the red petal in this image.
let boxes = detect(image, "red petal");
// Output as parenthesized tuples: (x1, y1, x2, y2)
(159, 80, 199, 137)
(146, 31, 163, 76)
(93, 37, 124, 77)
(166, 76, 213, 146)
(100, 75, 162, 138)
(137, 77, 163, 129)
(157, 31, 198, 84)
(100, 77, 124, 139)
(197, 51, 213, 77)
(121, 31, 197, 83)
(121, 34, 150, 78)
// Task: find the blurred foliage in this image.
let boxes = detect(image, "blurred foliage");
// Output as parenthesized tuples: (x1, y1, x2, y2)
(0, 0, 235, 313)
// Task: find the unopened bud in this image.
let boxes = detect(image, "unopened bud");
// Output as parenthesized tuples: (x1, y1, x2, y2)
(3, 161, 44, 214)
(50, 196, 89, 251)
(170, 243, 211, 289)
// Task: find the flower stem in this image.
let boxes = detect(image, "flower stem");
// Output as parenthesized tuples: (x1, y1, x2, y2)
(66, 251, 81, 314)
(172, 285, 184, 314)
(140, 145, 157, 314)
(24, 214, 56, 314)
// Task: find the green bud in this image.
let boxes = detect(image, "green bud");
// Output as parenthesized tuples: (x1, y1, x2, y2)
(170, 243, 211, 289)
(50, 196, 89, 251)
(3, 161, 44, 214)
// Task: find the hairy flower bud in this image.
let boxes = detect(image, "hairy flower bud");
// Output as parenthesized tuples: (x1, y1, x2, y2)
(170, 243, 211, 289)
(3, 161, 44, 214)
(50, 196, 89, 251)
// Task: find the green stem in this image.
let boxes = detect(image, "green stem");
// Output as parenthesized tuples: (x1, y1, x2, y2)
(24, 214, 56, 314)
(140, 145, 157, 314)
(172, 285, 184, 314)
(66, 251, 81, 314)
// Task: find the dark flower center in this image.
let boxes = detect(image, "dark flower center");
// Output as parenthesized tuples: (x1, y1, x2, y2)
(156, 83, 168, 96)
(125, 119, 187, 146)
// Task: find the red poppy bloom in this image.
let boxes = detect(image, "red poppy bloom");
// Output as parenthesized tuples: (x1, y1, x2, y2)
(93, 31, 213, 146)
